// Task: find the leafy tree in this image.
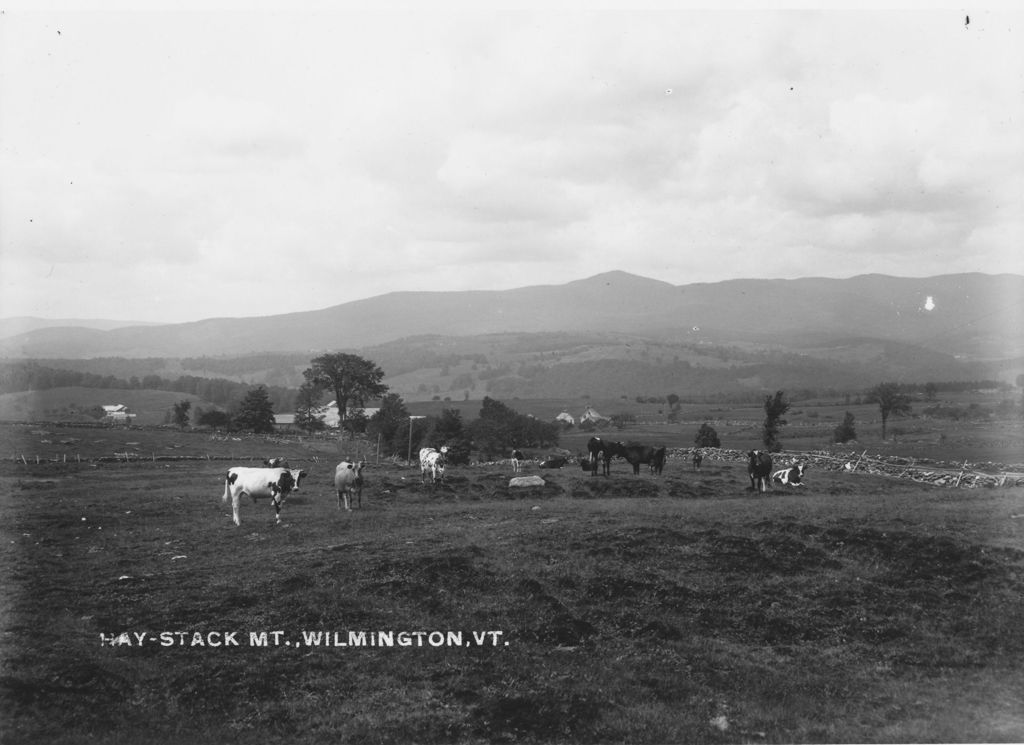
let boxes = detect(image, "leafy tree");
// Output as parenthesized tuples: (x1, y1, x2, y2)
(293, 381, 327, 433)
(366, 393, 411, 456)
(867, 382, 912, 440)
(762, 390, 790, 451)
(429, 408, 473, 464)
(433, 408, 466, 443)
(470, 397, 518, 459)
(303, 353, 388, 431)
(197, 409, 232, 429)
(468, 396, 559, 459)
(833, 411, 857, 443)
(171, 400, 191, 429)
(694, 422, 721, 448)
(233, 386, 276, 433)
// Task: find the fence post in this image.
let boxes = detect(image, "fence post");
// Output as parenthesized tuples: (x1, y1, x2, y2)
(954, 460, 968, 488)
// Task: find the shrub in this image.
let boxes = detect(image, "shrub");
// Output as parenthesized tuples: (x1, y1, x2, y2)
(833, 411, 857, 443)
(694, 422, 721, 448)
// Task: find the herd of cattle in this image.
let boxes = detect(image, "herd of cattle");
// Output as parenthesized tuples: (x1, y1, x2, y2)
(220, 442, 809, 526)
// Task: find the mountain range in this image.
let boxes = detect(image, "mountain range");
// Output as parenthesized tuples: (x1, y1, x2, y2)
(1, 272, 1022, 400)
(2, 272, 1021, 360)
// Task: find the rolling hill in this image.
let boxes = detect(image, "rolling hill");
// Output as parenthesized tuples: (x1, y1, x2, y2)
(1, 272, 1021, 362)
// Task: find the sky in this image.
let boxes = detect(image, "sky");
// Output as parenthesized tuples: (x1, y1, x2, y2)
(1, 3, 1022, 324)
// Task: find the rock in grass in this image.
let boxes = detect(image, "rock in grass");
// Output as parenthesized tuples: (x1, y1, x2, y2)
(509, 475, 545, 488)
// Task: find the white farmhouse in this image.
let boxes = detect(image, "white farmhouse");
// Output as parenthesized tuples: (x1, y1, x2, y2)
(102, 404, 135, 423)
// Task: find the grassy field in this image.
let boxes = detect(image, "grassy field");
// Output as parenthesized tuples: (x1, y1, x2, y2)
(2, 422, 1024, 744)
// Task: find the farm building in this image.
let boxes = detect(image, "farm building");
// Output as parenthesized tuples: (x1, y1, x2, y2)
(102, 404, 135, 423)
(580, 406, 610, 425)
(277, 401, 381, 429)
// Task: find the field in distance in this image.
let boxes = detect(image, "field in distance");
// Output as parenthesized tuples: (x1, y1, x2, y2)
(2, 424, 1024, 744)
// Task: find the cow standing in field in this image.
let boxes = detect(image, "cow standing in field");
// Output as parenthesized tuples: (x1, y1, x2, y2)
(222, 466, 307, 526)
(620, 443, 662, 476)
(773, 463, 808, 487)
(650, 446, 667, 476)
(419, 446, 449, 486)
(586, 437, 605, 476)
(747, 450, 773, 494)
(692, 450, 703, 471)
(588, 437, 625, 476)
(263, 457, 290, 468)
(511, 449, 525, 473)
(334, 460, 365, 510)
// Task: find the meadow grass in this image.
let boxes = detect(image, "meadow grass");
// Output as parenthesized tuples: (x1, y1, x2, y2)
(2, 426, 1024, 743)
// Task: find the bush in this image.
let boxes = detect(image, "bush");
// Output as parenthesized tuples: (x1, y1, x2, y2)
(833, 411, 857, 443)
(694, 422, 721, 448)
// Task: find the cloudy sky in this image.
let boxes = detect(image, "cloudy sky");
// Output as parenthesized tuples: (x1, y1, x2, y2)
(1, 3, 1022, 324)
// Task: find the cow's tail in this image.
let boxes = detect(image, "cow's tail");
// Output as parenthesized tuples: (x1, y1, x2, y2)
(222, 472, 231, 502)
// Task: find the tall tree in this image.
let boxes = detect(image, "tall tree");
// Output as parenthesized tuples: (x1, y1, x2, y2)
(694, 422, 721, 448)
(293, 381, 327, 433)
(366, 393, 411, 456)
(868, 382, 912, 440)
(303, 353, 388, 430)
(762, 390, 790, 451)
(171, 400, 191, 429)
(234, 386, 276, 433)
(833, 411, 857, 444)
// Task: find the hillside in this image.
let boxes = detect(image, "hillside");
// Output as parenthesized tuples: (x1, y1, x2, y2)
(2, 272, 1021, 361)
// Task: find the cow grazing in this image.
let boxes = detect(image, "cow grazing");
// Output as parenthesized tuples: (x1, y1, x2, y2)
(263, 457, 290, 468)
(419, 446, 449, 485)
(650, 446, 667, 476)
(222, 466, 307, 526)
(334, 460, 366, 510)
(586, 437, 605, 476)
(620, 443, 661, 476)
(692, 450, 703, 471)
(511, 449, 525, 473)
(747, 450, 773, 494)
(773, 463, 808, 487)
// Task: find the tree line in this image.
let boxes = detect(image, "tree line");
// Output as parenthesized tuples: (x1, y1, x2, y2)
(0, 361, 293, 411)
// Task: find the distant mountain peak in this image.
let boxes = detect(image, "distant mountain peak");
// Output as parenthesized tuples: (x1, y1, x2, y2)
(568, 271, 678, 290)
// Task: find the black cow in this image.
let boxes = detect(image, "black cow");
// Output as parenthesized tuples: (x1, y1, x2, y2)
(650, 446, 667, 476)
(747, 450, 773, 494)
(620, 443, 662, 476)
(692, 450, 703, 471)
(539, 456, 568, 469)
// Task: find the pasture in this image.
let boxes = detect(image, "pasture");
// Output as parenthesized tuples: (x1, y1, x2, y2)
(2, 424, 1024, 744)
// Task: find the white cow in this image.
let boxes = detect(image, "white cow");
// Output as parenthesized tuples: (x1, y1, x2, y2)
(511, 449, 525, 473)
(334, 460, 365, 511)
(222, 466, 307, 526)
(419, 446, 449, 485)
(772, 464, 809, 487)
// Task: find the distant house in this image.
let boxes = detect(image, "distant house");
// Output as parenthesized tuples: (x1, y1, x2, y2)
(282, 401, 381, 429)
(555, 411, 576, 426)
(580, 406, 610, 425)
(102, 404, 135, 423)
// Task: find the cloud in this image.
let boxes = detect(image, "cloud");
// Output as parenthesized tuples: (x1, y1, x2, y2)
(1, 8, 1022, 324)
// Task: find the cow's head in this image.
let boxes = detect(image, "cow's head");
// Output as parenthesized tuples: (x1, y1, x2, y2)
(287, 469, 308, 491)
